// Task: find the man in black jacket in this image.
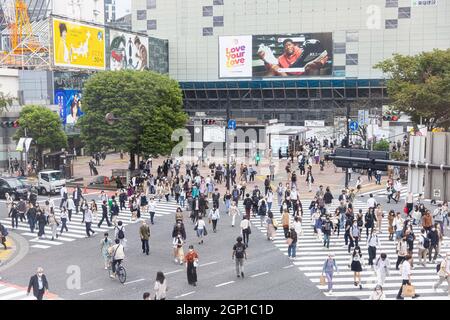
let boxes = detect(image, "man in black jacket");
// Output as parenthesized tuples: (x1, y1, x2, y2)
(27, 267, 48, 300)
(73, 186, 84, 214)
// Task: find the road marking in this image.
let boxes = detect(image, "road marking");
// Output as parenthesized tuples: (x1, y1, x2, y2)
(175, 291, 195, 299)
(124, 278, 146, 285)
(250, 272, 269, 278)
(165, 269, 183, 275)
(283, 265, 294, 269)
(31, 244, 51, 249)
(79, 288, 104, 296)
(215, 281, 235, 288)
(199, 261, 218, 267)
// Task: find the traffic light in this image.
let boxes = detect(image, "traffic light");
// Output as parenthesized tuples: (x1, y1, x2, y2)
(1, 120, 20, 128)
(202, 119, 217, 125)
(382, 110, 399, 122)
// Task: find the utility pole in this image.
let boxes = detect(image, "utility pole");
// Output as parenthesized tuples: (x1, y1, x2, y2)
(226, 96, 231, 191)
(345, 104, 350, 188)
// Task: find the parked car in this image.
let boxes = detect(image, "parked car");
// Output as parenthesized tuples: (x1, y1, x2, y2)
(0, 177, 29, 200)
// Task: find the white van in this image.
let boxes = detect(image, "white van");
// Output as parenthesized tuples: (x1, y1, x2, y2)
(38, 170, 66, 195)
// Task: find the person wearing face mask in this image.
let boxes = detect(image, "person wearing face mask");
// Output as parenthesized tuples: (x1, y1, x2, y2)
(427, 225, 440, 263)
(322, 253, 338, 294)
(27, 267, 49, 300)
(432, 252, 450, 295)
(229, 201, 240, 227)
(374, 253, 390, 286)
(185, 245, 199, 286)
(100, 232, 113, 269)
(369, 285, 386, 300)
(367, 229, 381, 268)
(348, 220, 360, 254)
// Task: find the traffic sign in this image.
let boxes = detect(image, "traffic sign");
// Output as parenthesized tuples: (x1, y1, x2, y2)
(349, 121, 359, 132)
(227, 119, 236, 130)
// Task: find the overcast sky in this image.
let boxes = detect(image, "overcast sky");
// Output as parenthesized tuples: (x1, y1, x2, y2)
(116, 0, 131, 19)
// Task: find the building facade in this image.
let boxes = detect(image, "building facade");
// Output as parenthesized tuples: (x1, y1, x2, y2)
(131, 0, 450, 125)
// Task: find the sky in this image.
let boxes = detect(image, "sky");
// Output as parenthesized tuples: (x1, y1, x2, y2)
(116, 0, 131, 19)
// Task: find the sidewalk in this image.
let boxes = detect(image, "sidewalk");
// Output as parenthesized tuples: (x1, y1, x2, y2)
(71, 153, 386, 197)
(0, 238, 15, 263)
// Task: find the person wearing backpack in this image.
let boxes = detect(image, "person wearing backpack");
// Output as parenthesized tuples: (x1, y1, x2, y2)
(433, 204, 445, 234)
(364, 208, 376, 238)
(0, 223, 8, 250)
(432, 252, 450, 295)
(115, 221, 126, 246)
(232, 236, 247, 278)
(427, 225, 439, 263)
(139, 220, 150, 255)
(243, 194, 253, 219)
(257, 198, 267, 227)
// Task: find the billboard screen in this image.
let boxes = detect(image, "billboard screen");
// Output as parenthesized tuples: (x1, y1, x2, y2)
(203, 126, 225, 143)
(55, 89, 83, 127)
(53, 18, 106, 70)
(219, 35, 253, 78)
(109, 30, 149, 71)
(252, 33, 333, 77)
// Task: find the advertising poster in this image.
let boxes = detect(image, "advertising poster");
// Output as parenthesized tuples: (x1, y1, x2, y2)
(109, 30, 149, 71)
(252, 33, 333, 77)
(55, 89, 83, 127)
(219, 36, 252, 78)
(53, 18, 106, 70)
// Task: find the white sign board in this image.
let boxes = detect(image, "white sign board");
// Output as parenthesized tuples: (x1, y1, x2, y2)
(412, 0, 437, 6)
(304, 120, 325, 127)
(203, 126, 226, 143)
(219, 36, 253, 78)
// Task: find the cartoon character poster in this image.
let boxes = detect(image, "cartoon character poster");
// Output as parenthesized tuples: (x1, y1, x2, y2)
(109, 30, 149, 71)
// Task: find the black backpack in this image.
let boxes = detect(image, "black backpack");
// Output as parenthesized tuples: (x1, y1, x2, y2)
(235, 243, 245, 259)
(423, 237, 430, 249)
(117, 227, 125, 239)
(436, 262, 442, 273)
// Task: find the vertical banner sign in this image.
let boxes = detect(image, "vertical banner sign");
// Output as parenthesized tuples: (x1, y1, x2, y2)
(219, 36, 253, 78)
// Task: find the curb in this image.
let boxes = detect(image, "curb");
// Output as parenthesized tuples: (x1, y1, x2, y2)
(0, 232, 29, 273)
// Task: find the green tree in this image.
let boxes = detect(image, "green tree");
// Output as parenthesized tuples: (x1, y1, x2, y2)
(78, 70, 188, 168)
(14, 105, 68, 167)
(0, 91, 14, 112)
(373, 139, 390, 152)
(375, 49, 450, 130)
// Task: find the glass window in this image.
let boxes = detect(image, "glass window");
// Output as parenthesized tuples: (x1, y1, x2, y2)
(346, 54, 358, 65)
(147, 0, 156, 9)
(49, 172, 62, 181)
(203, 6, 213, 16)
(398, 7, 411, 18)
(346, 31, 359, 42)
(385, 19, 398, 29)
(203, 27, 213, 36)
(147, 19, 157, 30)
(137, 10, 147, 20)
(386, 0, 398, 7)
(213, 16, 224, 27)
(334, 43, 346, 54)
(213, 0, 224, 5)
(41, 173, 49, 182)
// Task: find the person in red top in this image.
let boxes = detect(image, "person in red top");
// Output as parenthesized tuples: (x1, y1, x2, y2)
(258, 38, 328, 76)
(185, 245, 199, 286)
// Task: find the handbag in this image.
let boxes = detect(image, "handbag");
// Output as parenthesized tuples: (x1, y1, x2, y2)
(320, 275, 326, 286)
(203, 227, 208, 236)
(286, 238, 293, 246)
(194, 224, 198, 231)
(403, 206, 409, 214)
(247, 226, 251, 234)
(402, 284, 415, 297)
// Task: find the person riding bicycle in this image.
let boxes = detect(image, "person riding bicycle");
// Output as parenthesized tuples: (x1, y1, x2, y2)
(108, 239, 125, 278)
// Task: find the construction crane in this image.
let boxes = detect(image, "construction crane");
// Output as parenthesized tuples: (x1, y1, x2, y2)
(0, 0, 44, 55)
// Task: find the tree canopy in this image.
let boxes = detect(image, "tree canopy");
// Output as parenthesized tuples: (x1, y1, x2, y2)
(78, 70, 188, 162)
(14, 105, 68, 162)
(375, 49, 450, 130)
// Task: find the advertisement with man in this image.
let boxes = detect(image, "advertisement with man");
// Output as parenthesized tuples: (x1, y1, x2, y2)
(219, 36, 252, 78)
(109, 30, 149, 71)
(53, 18, 106, 70)
(253, 33, 333, 77)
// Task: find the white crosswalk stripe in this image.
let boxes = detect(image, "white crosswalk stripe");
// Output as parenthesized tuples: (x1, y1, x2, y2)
(241, 199, 450, 300)
(371, 186, 432, 203)
(0, 200, 180, 250)
(0, 282, 60, 300)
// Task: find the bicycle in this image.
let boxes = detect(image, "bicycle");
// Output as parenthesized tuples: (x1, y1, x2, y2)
(108, 259, 127, 284)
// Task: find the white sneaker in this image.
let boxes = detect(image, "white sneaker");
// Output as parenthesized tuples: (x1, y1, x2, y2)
(432, 284, 436, 292)
(329, 290, 333, 294)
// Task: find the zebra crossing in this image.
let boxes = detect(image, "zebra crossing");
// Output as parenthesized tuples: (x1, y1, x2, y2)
(0, 281, 59, 300)
(0, 199, 181, 250)
(243, 199, 450, 300)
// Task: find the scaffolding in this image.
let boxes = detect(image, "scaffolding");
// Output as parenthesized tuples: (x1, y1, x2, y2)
(0, 0, 51, 69)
